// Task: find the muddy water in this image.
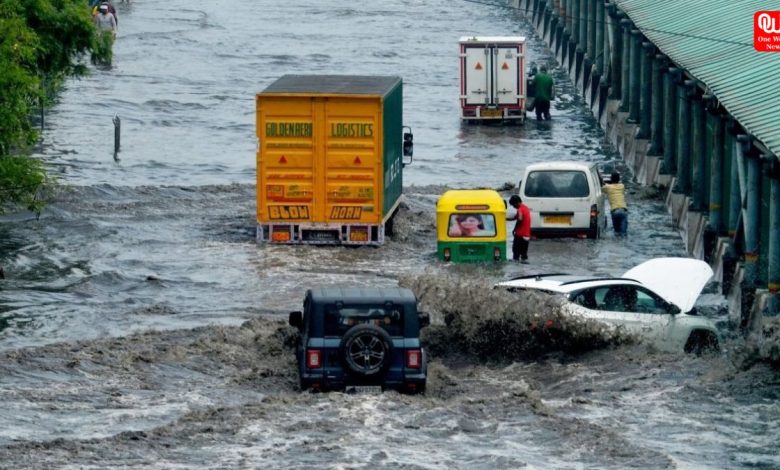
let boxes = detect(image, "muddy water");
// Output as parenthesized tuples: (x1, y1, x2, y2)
(1, 0, 778, 468)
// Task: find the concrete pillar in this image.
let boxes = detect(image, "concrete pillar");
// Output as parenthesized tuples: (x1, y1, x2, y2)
(637, 41, 653, 138)
(593, 0, 606, 77)
(673, 78, 692, 194)
(627, 29, 641, 123)
(579, 0, 587, 49)
(545, 2, 554, 41)
(587, 0, 597, 60)
(661, 68, 680, 175)
(690, 90, 707, 211)
(574, 0, 585, 82)
(648, 54, 666, 156)
(769, 176, 780, 294)
(549, 2, 561, 52)
(619, 19, 631, 111)
(572, 0, 580, 46)
(727, 130, 741, 239)
(707, 112, 725, 233)
(532, 0, 541, 26)
(607, 6, 623, 99)
(740, 136, 760, 287)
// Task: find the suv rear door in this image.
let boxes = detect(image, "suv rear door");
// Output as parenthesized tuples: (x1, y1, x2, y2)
(521, 168, 594, 230)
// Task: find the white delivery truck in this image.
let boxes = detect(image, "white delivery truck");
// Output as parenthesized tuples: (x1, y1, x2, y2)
(459, 36, 527, 123)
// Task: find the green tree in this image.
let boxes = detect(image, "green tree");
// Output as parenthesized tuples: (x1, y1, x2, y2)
(0, 0, 102, 214)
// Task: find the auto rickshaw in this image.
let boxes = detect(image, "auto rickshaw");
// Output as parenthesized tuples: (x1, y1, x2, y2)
(436, 189, 507, 262)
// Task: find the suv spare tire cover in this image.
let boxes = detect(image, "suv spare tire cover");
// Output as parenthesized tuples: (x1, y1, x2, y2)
(339, 324, 394, 376)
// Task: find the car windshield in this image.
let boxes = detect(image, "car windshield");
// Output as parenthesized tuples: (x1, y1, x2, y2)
(447, 213, 497, 237)
(524, 170, 590, 198)
(324, 305, 404, 337)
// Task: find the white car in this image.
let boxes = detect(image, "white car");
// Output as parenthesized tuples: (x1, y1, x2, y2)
(496, 257, 722, 353)
(518, 161, 607, 239)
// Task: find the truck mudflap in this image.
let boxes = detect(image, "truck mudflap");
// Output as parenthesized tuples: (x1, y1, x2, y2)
(257, 222, 386, 245)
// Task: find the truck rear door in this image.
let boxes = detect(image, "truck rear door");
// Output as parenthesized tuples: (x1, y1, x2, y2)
(494, 45, 521, 106)
(462, 43, 523, 107)
(463, 46, 491, 106)
(322, 97, 382, 227)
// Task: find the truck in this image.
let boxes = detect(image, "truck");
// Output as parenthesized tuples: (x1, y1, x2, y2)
(459, 36, 527, 123)
(256, 75, 413, 245)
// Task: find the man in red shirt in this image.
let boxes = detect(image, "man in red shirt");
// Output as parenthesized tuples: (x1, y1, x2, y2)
(509, 195, 531, 263)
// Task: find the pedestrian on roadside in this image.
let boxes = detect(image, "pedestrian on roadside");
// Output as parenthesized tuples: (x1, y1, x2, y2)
(508, 195, 532, 263)
(602, 171, 628, 235)
(94, 3, 117, 37)
(532, 65, 554, 121)
(93, 1, 118, 25)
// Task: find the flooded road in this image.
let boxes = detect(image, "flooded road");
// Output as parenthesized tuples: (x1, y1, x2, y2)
(1, 0, 778, 468)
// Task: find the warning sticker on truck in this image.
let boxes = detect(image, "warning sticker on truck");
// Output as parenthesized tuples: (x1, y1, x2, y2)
(328, 185, 374, 201)
(266, 184, 312, 201)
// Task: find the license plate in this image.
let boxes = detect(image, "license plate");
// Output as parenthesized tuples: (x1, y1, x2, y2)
(543, 215, 572, 225)
(346, 385, 382, 394)
(481, 108, 502, 117)
(302, 230, 339, 242)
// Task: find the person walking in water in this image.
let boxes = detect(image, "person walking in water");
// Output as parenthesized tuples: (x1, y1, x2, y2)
(508, 195, 532, 263)
(602, 171, 628, 235)
(94, 3, 117, 37)
(533, 65, 554, 121)
(91, 3, 117, 65)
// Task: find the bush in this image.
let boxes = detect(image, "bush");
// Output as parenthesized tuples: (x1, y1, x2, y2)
(0, 0, 102, 213)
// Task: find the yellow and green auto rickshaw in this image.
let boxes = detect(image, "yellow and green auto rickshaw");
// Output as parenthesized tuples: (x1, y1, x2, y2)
(436, 189, 507, 262)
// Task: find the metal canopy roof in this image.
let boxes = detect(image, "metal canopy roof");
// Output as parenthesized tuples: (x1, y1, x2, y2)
(613, 0, 780, 158)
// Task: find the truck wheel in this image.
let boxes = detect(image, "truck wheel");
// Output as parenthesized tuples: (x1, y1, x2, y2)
(384, 217, 394, 237)
(384, 208, 398, 237)
(340, 324, 393, 376)
(684, 331, 719, 355)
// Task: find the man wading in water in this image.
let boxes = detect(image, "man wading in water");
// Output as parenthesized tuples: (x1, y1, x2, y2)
(92, 3, 117, 65)
(532, 65, 554, 121)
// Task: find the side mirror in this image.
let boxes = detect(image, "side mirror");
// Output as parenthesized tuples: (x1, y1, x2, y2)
(418, 311, 430, 328)
(402, 126, 413, 166)
(667, 303, 681, 315)
(289, 311, 303, 330)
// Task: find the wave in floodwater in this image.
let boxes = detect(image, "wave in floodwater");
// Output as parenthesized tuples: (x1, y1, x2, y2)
(404, 274, 635, 361)
(0, 279, 777, 468)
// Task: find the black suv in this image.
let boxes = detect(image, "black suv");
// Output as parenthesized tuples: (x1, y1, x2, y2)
(289, 287, 429, 394)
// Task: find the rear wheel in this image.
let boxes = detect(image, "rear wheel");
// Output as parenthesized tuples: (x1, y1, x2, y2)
(384, 209, 398, 237)
(340, 324, 393, 376)
(587, 224, 600, 239)
(684, 330, 719, 355)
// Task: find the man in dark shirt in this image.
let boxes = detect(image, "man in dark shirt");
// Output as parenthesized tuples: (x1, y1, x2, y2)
(533, 65, 554, 121)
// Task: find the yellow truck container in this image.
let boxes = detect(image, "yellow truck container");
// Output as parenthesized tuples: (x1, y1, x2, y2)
(256, 75, 412, 245)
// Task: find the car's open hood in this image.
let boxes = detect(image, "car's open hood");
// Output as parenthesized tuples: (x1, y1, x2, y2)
(622, 258, 713, 312)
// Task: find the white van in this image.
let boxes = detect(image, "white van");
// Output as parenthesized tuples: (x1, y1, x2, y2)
(518, 161, 607, 239)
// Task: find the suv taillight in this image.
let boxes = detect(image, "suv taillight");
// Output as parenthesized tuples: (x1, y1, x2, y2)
(306, 349, 322, 369)
(406, 349, 422, 369)
(590, 204, 598, 218)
